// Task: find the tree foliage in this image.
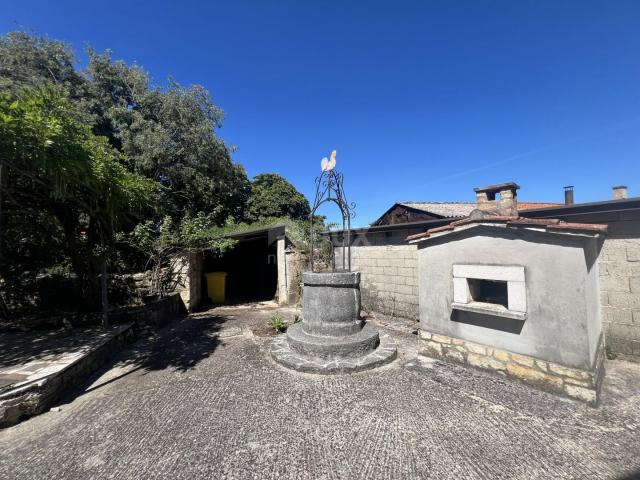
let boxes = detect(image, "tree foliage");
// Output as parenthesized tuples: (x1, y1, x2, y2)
(85, 50, 250, 222)
(244, 173, 311, 223)
(0, 32, 86, 100)
(0, 32, 250, 227)
(0, 86, 158, 309)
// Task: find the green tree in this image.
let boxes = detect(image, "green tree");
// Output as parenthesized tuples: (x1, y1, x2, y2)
(0, 32, 251, 226)
(0, 86, 158, 311)
(0, 31, 252, 315)
(85, 50, 250, 223)
(0, 32, 87, 100)
(244, 173, 311, 223)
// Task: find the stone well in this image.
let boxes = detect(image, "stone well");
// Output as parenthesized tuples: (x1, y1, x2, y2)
(271, 271, 397, 374)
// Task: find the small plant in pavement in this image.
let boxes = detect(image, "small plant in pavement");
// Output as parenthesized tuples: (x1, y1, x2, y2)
(271, 315, 284, 333)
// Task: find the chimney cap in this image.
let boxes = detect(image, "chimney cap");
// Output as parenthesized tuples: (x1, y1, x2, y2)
(473, 182, 520, 193)
(613, 185, 627, 189)
(564, 185, 574, 190)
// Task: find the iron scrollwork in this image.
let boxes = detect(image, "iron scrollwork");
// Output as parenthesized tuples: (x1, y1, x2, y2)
(309, 151, 356, 272)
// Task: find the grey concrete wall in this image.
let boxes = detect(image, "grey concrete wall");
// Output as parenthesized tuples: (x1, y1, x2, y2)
(417, 227, 603, 370)
(599, 227, 640, 357)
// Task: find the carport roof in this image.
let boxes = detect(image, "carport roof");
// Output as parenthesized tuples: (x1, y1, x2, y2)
(224, 223, 286, 240)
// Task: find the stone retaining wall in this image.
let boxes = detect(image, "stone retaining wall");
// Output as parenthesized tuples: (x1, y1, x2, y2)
(172, 253, 203, 312)
(418, 329, 604, 406)
(109, 293, 185, 335)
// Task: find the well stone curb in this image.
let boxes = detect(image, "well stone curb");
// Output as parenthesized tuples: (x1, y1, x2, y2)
(270, 332, 397, 375)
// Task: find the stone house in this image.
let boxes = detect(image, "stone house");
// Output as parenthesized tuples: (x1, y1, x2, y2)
(329, 184, 640, 363)
(407, 183, 606, 404)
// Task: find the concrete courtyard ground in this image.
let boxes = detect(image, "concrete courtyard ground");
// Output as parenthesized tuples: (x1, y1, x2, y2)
(1, 303, 639, 479)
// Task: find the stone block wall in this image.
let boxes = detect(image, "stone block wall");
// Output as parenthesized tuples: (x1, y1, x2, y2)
(109, 293, 185, 335)
(283, 247, 305, 305)
(335, 245, 419, 320)
(276, 238, 306, 306)
(172, 252, 202, 312)
(418, 329, 604, 405)
(599, 234, 640, 358)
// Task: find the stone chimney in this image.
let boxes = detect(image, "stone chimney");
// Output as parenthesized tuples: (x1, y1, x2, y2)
(564, 186, 574, 205)
(471, 182, 520, 218)
(612, 185, 628, 200)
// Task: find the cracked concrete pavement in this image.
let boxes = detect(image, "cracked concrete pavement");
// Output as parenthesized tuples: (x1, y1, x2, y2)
(1, 303, 639, 479)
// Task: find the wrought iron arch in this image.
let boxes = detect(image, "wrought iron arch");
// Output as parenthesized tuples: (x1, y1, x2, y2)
(309, 163, 355, 272)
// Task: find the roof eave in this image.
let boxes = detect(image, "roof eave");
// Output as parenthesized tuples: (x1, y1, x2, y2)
(408, 220, 606, 245)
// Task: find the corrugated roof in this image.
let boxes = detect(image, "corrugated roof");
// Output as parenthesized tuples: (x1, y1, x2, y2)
(398, 201, 562, 218)
(399, 202, 475, 218)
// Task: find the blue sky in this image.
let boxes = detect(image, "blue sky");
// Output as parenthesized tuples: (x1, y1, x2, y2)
(2, 1, 639, 226)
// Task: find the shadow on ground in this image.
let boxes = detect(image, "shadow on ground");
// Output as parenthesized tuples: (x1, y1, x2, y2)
(126, 313, 228, 372)
(0, 329, 104, 370)
(64, 311, 232, 401)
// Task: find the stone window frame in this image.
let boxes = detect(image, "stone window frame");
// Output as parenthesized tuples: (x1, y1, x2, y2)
(451, 264, 527, 321)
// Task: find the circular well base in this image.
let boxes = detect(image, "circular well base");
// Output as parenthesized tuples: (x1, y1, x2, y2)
(270, 332, 397, 375)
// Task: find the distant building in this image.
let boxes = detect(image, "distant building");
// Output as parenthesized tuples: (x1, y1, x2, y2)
(373, 201, 561, 226)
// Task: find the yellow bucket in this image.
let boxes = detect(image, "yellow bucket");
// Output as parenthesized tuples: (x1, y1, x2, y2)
(205, 272, 227, 303)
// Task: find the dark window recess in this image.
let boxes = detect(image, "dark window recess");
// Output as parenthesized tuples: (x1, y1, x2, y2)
(467, 279, 508, 308)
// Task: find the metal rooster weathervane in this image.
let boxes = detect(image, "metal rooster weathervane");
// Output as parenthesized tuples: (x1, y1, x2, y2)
(309, 150, 356, 272)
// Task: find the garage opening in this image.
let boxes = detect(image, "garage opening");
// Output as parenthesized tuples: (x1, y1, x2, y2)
(202, 229, 279, 305)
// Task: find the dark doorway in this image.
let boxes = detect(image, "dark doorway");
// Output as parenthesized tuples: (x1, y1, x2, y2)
(202, 236, 278, 304)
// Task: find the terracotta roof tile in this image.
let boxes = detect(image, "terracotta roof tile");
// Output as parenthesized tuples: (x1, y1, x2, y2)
(508, 218, 561, 226)
(517, 202, 563, 210)
(408, 216, 607, 242)
(546, 222, 607, 232)
(405, 231, 431, 241)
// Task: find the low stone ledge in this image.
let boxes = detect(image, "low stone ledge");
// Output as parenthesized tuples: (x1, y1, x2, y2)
(0, 294, 185, 428)
(0, 324, 135, 428)
(417, 329, 603, 406)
